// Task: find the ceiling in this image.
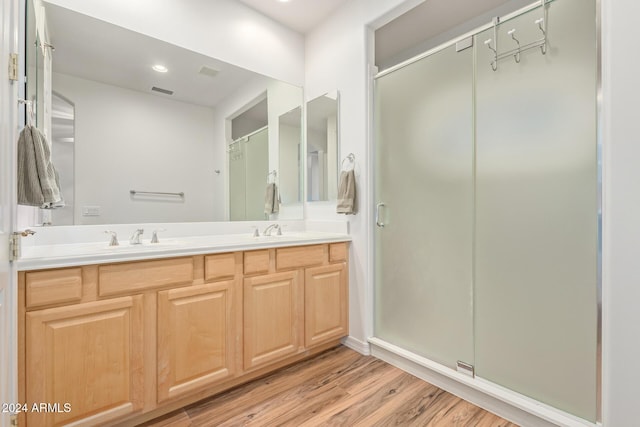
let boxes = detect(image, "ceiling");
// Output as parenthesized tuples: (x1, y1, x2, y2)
(236, 0, 349, 34)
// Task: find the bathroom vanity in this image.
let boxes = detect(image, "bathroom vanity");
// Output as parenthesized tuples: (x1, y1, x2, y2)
(16, 235, 349, 426)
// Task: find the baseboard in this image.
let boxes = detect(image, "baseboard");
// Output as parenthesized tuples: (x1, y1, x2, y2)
(369, 338, 598, 427)
(341, 335, 371, 355)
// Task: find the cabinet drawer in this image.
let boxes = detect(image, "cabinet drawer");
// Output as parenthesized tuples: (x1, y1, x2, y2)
(329, 243, 348, 262)
(26, 268, 83, 308)
(244, 250, 270, 275)
(276, 245, 326, 270)
(99, 257, 194, 296)
(205, 253, 237, 282)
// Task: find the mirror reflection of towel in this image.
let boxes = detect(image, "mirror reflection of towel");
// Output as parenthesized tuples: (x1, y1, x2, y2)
(17, 125, 65, 208)
(264, 183, 279, 215)
(337, 170, 356, 215)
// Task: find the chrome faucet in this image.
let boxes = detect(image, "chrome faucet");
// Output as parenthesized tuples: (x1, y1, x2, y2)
(104, 231, 119, 246)
(262, 224, 281, 236)
(129, 228, 144, 245)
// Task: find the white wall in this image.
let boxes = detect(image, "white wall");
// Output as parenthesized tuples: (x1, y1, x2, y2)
(43, 0, 305, 86)
(54, 72, 217, 224)
(601, 1, 640, 425)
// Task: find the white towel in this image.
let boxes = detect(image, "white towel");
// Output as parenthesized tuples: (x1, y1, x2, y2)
(17, 125, 65, 208)
(336, 170, 356, 215)
(264, 183, 280, 215)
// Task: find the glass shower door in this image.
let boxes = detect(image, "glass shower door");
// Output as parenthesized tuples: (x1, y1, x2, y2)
(228, 140, 246, 221)
(244, 127, 269, 220)
(474, 0, 597, 421)
(374, 44, 474, 369)
(228, 127, 269, 221)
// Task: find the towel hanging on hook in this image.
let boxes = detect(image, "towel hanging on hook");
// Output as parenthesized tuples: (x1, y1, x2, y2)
(16, 99, 65, 208)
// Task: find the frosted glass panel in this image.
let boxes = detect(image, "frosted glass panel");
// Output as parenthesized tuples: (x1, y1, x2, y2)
(474, 0, 597, 421)
(374, 45, 474, 369)
(245, 128, 269, 220)
(229, 127, 269, 221)
(229, 141, 246, 221)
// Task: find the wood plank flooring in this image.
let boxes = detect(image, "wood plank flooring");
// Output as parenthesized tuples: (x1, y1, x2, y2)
(141, 346, 518, 427)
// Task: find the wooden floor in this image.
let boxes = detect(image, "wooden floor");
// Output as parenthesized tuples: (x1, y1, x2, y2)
(142, 346, 518, 427)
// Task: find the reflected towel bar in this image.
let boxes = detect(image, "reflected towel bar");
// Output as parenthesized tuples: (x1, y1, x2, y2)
(130, 190, 184, 197)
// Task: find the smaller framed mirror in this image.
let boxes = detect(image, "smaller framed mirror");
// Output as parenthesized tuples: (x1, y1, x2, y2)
(279, 106, 302, 205)
(306, 91, 339, 202)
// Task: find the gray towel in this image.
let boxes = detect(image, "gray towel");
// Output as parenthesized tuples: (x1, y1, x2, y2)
(336, 170, 356, 214)
(17, 125, 64, 208)
(264, 182, 280, 215)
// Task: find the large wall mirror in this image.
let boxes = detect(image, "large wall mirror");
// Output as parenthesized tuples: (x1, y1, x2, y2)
(306, 91, 339, 202)
(24, 1, 303, 225)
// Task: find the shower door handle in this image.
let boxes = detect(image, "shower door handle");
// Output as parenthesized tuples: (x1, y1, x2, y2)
(376, 203, 386, 227)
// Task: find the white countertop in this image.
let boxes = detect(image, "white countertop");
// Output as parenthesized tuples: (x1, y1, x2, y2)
(15, 231, 351, 271)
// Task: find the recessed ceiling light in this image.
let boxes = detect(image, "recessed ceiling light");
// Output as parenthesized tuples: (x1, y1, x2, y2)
(152, 65, 168, 73)
(277, 0, 291, 3)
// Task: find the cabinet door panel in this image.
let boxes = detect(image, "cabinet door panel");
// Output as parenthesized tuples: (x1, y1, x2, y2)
(305, 263, 348, 347)
(244, 271, 300, 370)
(26, 296, 143, 426)
(157, 281, 235, 402)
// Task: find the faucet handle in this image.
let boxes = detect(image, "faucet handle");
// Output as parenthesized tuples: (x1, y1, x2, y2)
(151, 228, 166, 243)
(250, 226, 260, 238)
(104, 230, 119, 246)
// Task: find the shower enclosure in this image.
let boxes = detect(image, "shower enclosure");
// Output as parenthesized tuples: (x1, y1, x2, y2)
(374, 0, 598, 422)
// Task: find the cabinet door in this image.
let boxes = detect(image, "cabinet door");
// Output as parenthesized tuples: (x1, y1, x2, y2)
(26, 296, 144, 427)
(305, 263, 348, 347)
(157, 281, 235, 402)
(244, 271, 300, 370)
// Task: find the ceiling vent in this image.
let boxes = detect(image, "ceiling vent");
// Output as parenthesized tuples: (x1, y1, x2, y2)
(199, 66, 219, 78)
(151, 86, 174, 95)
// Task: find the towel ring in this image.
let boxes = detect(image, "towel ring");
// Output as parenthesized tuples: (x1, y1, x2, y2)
(341, 153, 355, 171)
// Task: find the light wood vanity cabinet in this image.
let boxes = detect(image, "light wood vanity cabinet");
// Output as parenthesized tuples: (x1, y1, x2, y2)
(157, 279, 236, 402)
(244, 270, 302, 370)
(25, 296, 144, 426)
(242, 243, 350, 372)
(18, 242, 349, 426)
(305, 263, 348, 348)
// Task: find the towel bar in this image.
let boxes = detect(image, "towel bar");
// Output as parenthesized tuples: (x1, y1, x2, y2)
(130, 190, 184, 197)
